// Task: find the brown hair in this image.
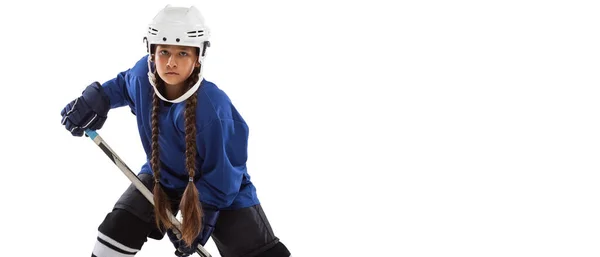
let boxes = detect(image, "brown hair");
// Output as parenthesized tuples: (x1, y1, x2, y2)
(150, 47, 203, 247)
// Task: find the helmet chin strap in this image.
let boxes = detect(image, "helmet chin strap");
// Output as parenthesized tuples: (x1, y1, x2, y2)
(147, 57, 204, 104)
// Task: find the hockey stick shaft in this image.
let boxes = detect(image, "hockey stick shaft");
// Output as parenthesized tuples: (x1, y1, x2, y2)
(84, 129, 212, 257)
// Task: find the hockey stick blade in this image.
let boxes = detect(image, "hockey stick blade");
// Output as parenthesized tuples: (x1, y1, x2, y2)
(84, 129, 212, 257)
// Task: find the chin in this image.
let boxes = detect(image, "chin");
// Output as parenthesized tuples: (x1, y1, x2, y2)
(161, 78, 183, 86)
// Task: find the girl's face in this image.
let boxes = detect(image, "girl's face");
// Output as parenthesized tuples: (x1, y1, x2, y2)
(153, 44, 199, 87)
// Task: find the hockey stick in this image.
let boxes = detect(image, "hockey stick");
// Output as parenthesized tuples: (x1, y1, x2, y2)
(84, 129, 212, 257)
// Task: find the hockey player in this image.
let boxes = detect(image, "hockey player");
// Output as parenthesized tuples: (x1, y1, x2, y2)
(60, 5, 291, 257)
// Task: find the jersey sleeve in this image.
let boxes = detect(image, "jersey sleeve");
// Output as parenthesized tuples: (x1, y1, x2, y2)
(100, 68, 136, 111)
(196, 118, 249, 209)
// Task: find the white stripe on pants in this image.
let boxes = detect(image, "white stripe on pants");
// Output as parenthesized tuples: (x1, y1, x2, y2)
(92, 231, 140, 257)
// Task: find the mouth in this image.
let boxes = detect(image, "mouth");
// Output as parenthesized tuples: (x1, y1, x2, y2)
(165, 72, 179, 75)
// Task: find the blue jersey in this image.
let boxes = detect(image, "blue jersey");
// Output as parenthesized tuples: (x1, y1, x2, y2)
(99, 55, 259, 210)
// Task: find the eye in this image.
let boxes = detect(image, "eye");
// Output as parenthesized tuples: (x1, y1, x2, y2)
(159, 50, 169, 55)
(179, 51, 189, 56)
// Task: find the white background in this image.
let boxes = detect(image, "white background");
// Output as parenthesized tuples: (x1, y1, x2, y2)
(0, 0, 599, 256)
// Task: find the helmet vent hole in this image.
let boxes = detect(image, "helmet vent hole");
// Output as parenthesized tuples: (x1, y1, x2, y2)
(163, 37, 167, 41)
(148, 27, 158, 35)
(176, 38, 180, 42)
(187, 30, 204, 38)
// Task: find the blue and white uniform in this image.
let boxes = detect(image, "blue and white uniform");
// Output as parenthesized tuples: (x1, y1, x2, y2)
(62, 4, 291, 256)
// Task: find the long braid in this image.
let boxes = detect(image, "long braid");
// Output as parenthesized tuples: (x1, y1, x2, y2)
(151, 76, 175, 231)
(179, 67, 202, 246)
(149, 47, 203, 246)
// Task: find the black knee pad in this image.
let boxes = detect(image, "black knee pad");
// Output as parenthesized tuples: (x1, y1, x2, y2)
(255, 242, 291, 257)
(98, 209, 155, 249)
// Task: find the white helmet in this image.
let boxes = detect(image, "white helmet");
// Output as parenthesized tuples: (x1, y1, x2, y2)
(144, 5, 211, 103)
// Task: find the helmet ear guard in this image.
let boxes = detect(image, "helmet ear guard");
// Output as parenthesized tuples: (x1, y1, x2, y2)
(143, 5, 211, 103)
(202, 41, 210, 58)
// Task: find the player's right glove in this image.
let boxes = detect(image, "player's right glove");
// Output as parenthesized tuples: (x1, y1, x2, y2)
(60, 82, 110, 136)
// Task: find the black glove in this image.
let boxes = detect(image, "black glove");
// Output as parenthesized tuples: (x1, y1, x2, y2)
(167, 206, 220, 257)
(61, 82, 110, 136)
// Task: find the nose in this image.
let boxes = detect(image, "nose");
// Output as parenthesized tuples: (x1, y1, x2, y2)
(167, 55, 177, 68)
